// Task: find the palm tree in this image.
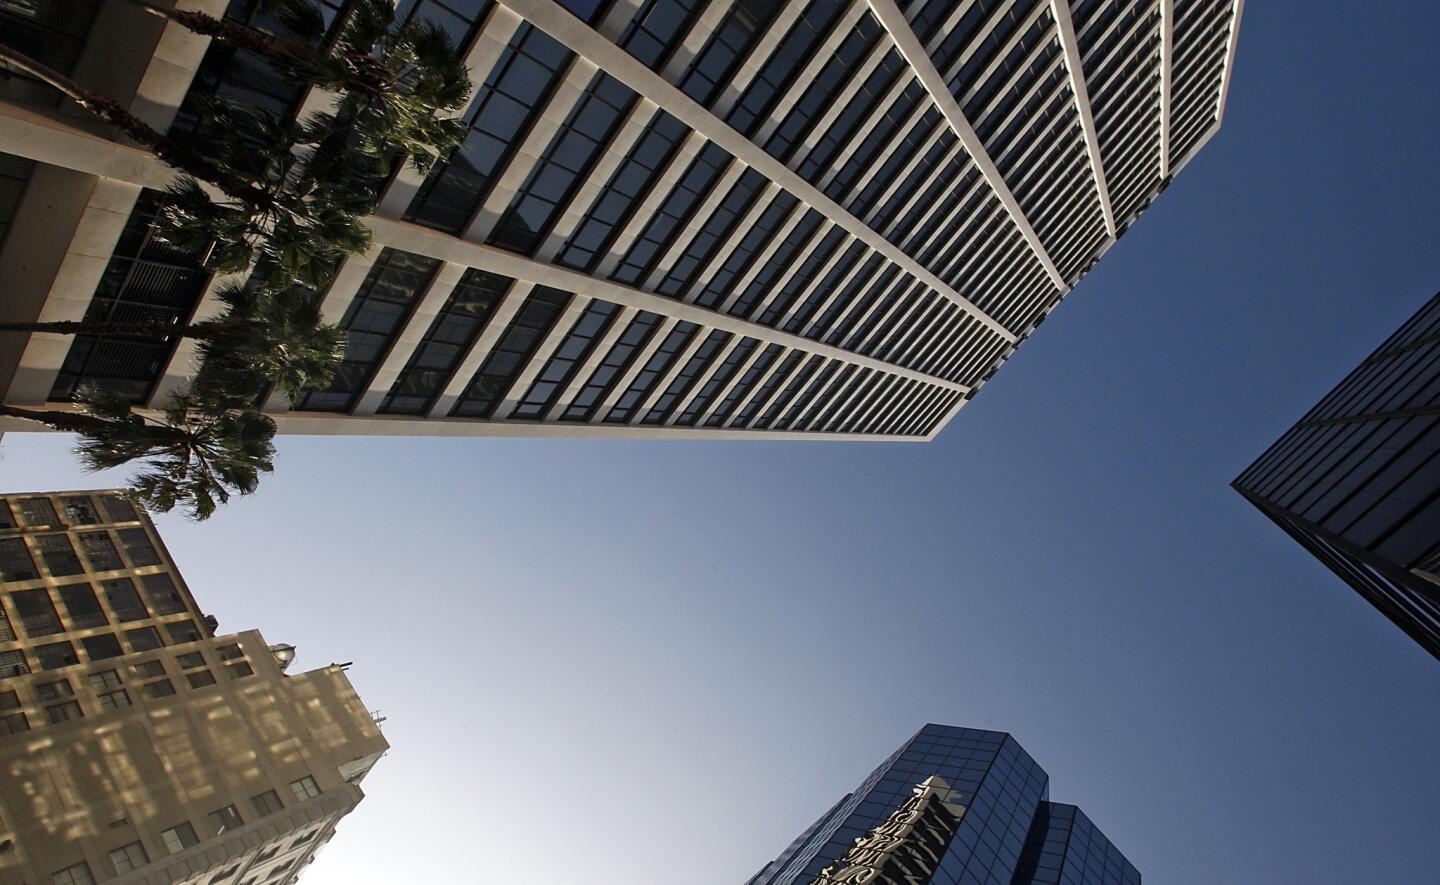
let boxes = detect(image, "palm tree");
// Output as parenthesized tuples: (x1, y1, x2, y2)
(0, 282, 346, 401)
(0, 46, 278, 211)
(0, 389, 276, 521)
(127, 0, 472, 174)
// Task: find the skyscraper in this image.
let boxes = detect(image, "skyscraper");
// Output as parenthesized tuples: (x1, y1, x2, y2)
(1234, 289, 1440, 662)
(0, 0, 1242, 442)
(746, 723, 1139, 885)
(0, 489, 388, 884)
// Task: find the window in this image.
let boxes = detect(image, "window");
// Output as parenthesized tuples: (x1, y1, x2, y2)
(0, 648, 27, 677)
(166, 620, 202, 644)
(35, 641, 79, 670)
(290, 775, 321, 802)
(177, 651, 206, 669)
(11, 588, 64, 636)
(109, 840, 149, 874)
(133, 659, 165, 678)
(251, 790, 284, 817)
(46, 700, 83, 723)
(0, 603, 14, 641)
(210, 863, 242, 883)
(35, 534, 84, 577)
(116, 528, 161, 566)
(101, 578, 149, 621)
(61, 496, 99, 525)
(0, 712, 29, 735)
(78, 532, 124, 571)
(0, 537, 38, 581)
(510, 300, 621, 419)
(50, 861, 94, 885)
(37, 678, 73, 701)
(58, 583, 108, 629)
(291, 829, 317, 847)
(88, 670, 121, 690)
(144, 679, 176, 699)
(228, 661, 254, 679)
(450, 287, 572, 417)
(209, 804, 244, 835)
(81, 634, 124, 661)
(139, 572, 187, 614)
(17, 496, 58, 526)
(98, 689, 131, 711)
(0, 499, 13, 529)
(216, 643, 243, 661)
(187, 670, 217, 689)
(126, 626, 165, 652)
(161, 821, 200, 854)
(99, 494, 138, 522)
(0, 690, 17, 710)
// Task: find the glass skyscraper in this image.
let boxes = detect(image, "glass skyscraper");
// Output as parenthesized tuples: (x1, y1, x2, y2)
(1, 0, 1242, 442)
(1234, 289, 1440, 661)
(747, 723, 1139, 885)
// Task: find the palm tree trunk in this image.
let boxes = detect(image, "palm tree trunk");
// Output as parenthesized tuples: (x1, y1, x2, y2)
(126, 0, 311, 75)
(0, 319, 216, 339)
(0, 45, 273, 209)
(0, 404, 118, 436)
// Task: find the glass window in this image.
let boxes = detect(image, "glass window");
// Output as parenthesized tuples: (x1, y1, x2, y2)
(46, 700, 84, 723)
(166, 621, 203, 644)
(161, 821, 200, 855)
(379, 268, 513, 415)
(81, 634, 124, 661)
(116, 528, 161, 566)
(37, 678, 73, 701)
(134, 659, 166, 678)
(228, 661, 255, 679)
(144, 679, 176, 699)
(16, 496, 58, 526)
(451, 287, 572, 418)
(678, 0, 779, 106)
(216, 643, 243, 661)
(610, 142, 732, 286)
(604, 321, 700, 423)
(99, 494, 139, 523)
(209, 804, 244, 835)
(298, 249, 443, 413)
(89, 670, 122, 690)
(252, 790, 284, 817)
(406, 24, 574, 233)
(60, 496, 99, 525)
(58, 583, 107, 629)
(50, 862, 95, 885)
(78, 532, 124, 571)
(0, 711, 29, 735)
(126, 627, 165, 652)
(0, 648, 27, 677)
(0, 499, 13, 529)
(187, 670, 218, 689)
(98, 688, 131, 711)
(674, 337, 760, 426)
(177, 651, 206, 669)
(35, 641, 79, 671)
(0, 689, 17, 710)
(290, 775, 322, 802)
(0, 537, 39, 582)
(109, 841, 149, 875)
(101, 578, 149, 622)
(511, 300, 621, 419)
(11, 588, 64, 636)
(139, 573, 187, 615)
(726, 0, 847, 135)
(561, 311, 664, 420)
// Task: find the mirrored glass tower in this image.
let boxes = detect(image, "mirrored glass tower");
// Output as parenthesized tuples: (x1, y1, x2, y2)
(747, 723, 1139, 885)
(1234, 289, 1440, 662)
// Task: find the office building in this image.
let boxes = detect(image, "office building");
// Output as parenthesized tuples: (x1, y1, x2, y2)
(746, 723, 1139, 885)
(0, 489, 388, 884)
(1234, 289, 1440, 662)
(0, 0, 1242, 441)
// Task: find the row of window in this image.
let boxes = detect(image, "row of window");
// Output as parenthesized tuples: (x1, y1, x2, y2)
(0, 526, 163, 584)
(0, 643, 252, 737)
(1, 571, 187, 639)
(0, 493, 139, 530)
(48, 776, 322, 885)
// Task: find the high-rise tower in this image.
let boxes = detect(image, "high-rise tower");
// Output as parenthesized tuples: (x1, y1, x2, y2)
(747, 723, 1139, 885)
(0, 0, 1242, 441)
(0, 489, 387, 884)
(1234, 289, 1440, 662)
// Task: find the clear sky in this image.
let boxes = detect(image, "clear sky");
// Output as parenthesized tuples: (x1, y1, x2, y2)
(4, 3, 1440, 883)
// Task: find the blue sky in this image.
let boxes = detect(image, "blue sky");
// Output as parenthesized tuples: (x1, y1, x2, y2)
(4, 3, 1440, 883)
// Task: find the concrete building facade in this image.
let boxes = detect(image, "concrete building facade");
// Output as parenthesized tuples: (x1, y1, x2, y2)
(747, 723, 1139, 885)
(0, 489, 387, 885)
(0, 0, 1243, 441)
(1234, 289, 1440, 663)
